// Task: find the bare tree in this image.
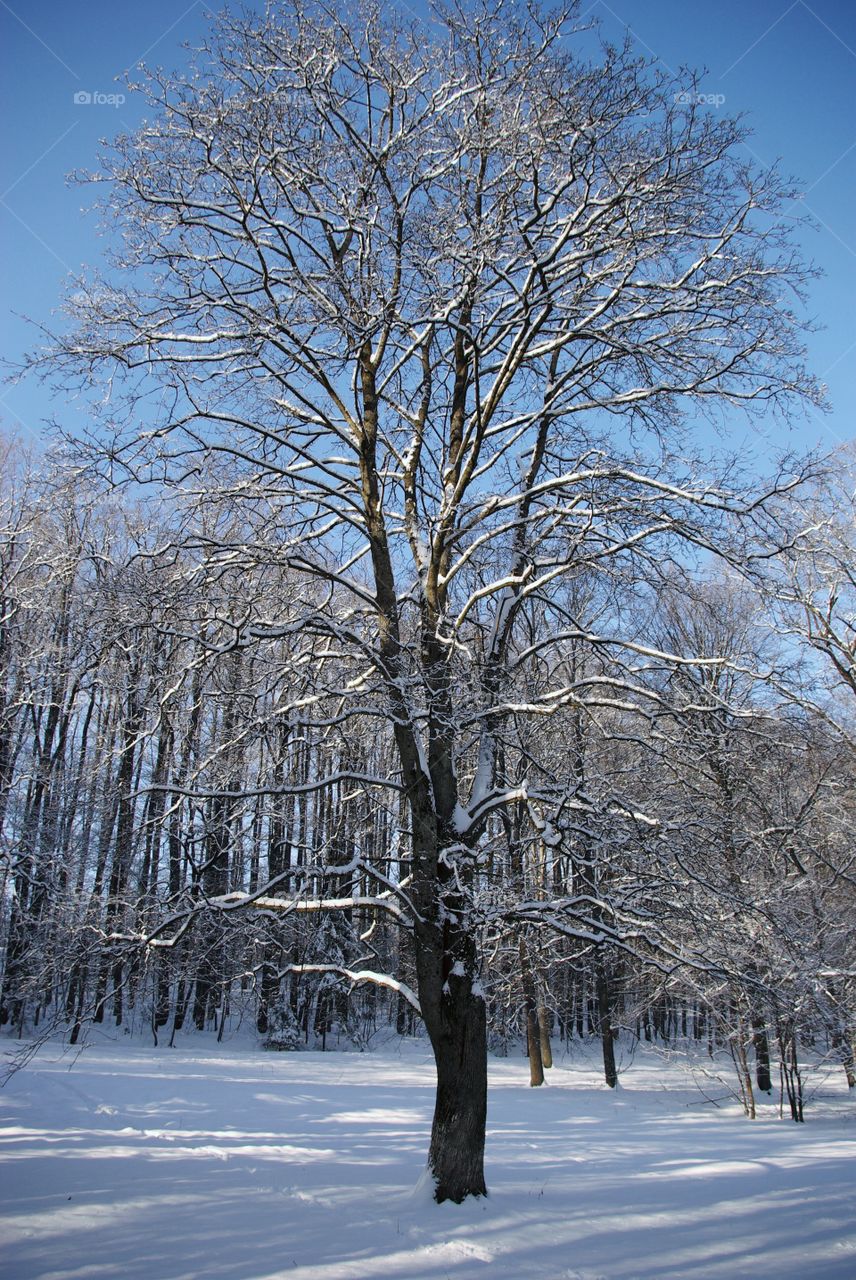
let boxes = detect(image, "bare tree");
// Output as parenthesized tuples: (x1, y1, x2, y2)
(32, 0, 822, 1200)
(758, 446, 856, 744)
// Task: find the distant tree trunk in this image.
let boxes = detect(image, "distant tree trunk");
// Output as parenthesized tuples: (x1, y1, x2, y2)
(0, 672, 67, 1025)
(519, 934, 544, 1086)
(256, 962, 278, 1035)
(778, 1021, 804, 1122)
(731, 1017, 757, 1118)
(837, 1034, 855, 1089)
(192, 653, 243, 1030)
(752, 1013, 772, 1093)
(106, 693, 141, 1026)
(831, 1027, 856, 1089)
(153, 958, 170, 1030)
(169, 974, 189, 1047)
(574, 980, 585, 1038)
(538, 1005, 553, 1070)
(396, 989, 409, 1035)
(596, 956, 618, 1088)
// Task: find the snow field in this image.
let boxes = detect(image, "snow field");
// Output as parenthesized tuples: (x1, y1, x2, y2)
(1, 1036, 854, 1279)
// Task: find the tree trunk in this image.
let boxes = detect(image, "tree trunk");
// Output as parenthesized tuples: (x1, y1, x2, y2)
(358, 361, 488, 1200)
(832, 1029, 856, 1089)
(596, 957, 618, 1088)
(413, 888, 488, 1203)
(538, 1005, 553, 1070)
(732, 1018, 757, 1119)
(778, 1022, 804, 1122)
(752, 1014, 772, 1093)
(426, 982, 488, 1203)
(519, 934, 544, 1086)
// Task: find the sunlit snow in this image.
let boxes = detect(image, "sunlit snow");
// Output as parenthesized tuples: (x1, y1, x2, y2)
(1, 1036, 854, 1279)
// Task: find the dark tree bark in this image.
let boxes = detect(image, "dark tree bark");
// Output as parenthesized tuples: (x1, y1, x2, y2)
(519, 934, 545, 1087)
(752, 1015, 773, 1094)
(416, 902, 488, 1202)
(596, 958, 618, 1089)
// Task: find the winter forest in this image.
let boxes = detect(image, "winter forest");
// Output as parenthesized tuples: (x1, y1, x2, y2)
(1, 0, 855, 1260)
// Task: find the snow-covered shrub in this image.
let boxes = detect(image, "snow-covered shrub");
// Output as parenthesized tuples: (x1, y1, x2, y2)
(264, 999, 301, 1051)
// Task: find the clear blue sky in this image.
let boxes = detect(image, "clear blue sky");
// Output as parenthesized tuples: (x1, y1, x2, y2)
(1, 0, 854, 455)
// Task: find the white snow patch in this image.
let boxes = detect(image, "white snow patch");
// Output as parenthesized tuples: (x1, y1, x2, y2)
(1, 1037, 854, 1279)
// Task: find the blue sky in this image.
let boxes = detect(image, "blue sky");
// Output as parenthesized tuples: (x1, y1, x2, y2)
(1, 0, 854, 456)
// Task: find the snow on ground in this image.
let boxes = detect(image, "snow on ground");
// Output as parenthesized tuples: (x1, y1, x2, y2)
(1, 1033, 855, 1280)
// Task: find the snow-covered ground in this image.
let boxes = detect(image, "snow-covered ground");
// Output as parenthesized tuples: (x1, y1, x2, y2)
(1, 1033, 854, 1279)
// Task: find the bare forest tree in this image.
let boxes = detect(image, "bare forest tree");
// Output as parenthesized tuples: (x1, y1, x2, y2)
(17, 0, 838, 1200)
(748, 447, 856, 1087)
(759, 446, 856, 742)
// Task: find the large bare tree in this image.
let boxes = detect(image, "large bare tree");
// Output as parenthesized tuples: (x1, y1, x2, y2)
(35, 0, 821, 1201)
